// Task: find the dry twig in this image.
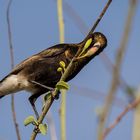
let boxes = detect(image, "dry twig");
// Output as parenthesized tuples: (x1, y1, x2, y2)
(103, 96, 140, 139)
(62, 0, 129, 94)
(30, 0, 112, 139)
(30, 57, 76, 140)
(6, 0, 21, 140)
(57, 0, 66, 140)
(86, 0, 112, 37)
(97, 0, 137, 140)
(46, 111, 58, 140)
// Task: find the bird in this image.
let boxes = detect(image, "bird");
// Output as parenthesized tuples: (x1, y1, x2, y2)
(0, 32, 107, 118)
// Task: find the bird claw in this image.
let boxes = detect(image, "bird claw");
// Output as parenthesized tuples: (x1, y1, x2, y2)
(53, 91, 60, 100)
(34, 126, 41, 134)
(48, 89, 60, 100)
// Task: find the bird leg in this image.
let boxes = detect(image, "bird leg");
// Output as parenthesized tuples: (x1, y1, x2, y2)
(29, 95, 39, 119)
(29, 80, 60, 100)
(30, 80, 54, 91)
(28, 80, 61, 119)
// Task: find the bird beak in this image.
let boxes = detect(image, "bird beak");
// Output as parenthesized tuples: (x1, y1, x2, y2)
(76, 42, 101, 60)
(79, 38, 93, 57)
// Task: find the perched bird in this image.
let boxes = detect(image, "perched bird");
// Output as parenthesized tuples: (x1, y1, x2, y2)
(0, 32, 107, 118)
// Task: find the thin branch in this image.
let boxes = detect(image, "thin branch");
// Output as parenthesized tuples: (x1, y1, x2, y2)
(6, 0, 21, 140)
(30, 57, 76, 140)
(57, 0, 66, 140)
(57, 0, 65, 43)
(100, 52, 128, 91)
(63, 0, 87, 35)
(62, 0, 129, 94)
(41, 96, 58, 140)
(7, 0, 14, 68)
(132, 88, 140, 140)
(103, 96, 140, 139)
(86, 0, 112, 37)
(72, 85, 127, 108)
(97, 0, 137, 140)
(59, 89, 66, 140)
(30, 0, 112, 139)
(47, 111, 58, 140)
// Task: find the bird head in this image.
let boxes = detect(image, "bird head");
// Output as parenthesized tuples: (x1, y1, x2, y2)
(78, 32, 107, 59)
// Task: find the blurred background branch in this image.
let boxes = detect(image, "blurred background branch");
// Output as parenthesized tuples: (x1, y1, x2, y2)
(57, 0, 66, 140)
(59, 0, 131, 97)
(0, 0, 139, 139)
(72, 85, 127, 108)
(132, 88, 140, 140)
(6, 0, 21, 140)
(97, 0, 137, 139)
(103, 90, 140, 139)
(47, 111, 58, 140)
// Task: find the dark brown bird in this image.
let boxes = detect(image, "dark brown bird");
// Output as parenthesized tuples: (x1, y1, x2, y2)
(0, 32, 107, 118)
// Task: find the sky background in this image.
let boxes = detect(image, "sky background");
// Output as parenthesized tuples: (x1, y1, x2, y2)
(0, 0, 140, 140)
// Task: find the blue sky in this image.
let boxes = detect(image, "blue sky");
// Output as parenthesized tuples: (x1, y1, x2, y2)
(0, 0, 140, 140)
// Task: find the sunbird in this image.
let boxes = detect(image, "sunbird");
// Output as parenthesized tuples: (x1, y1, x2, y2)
(0, 32, 107, 118)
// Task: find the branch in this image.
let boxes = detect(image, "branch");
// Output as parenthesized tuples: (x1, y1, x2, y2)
(57, 0, 66, 140)
(30, 58, 76, 140)
(86, 0, 112, 37)
(71, 85, 127, 108)
(97, 0, 137, 140)
(100, 52, 128, 91)
(63, 0, 87, 35)
(103, 95, 140, 139)
(62, 0, 129, 94)
(57, 0, 65, 43)
(46, 111, 58, 140)
(6, 0, 21, 140)
(132, 89, 140, 140)
(30, 0, 112, 139)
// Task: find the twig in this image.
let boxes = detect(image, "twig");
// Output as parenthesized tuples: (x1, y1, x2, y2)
(62, 0, 129, 95)
(132, 88, 140, 140)
(57, 0, 66, 140)
(47, 111, 58, 140)
(55, 0, 112, 37)
(41, 95, 58, 140)
(7, 0, 14, 68)
(30, 56, 77, 140)
(63, 0, 87, 35)
(100, 52, 128, 91)
(72, 85, 127, 108)
(103, 96, 140, 139)
(97, 0, 137, 140)
(30, 0, 112, 139)
(6, 0, 21, 140)
(86, 0, 112, 37)
(57, 0, 65, 43)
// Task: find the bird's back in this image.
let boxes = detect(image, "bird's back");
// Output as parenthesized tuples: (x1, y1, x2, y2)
(0, 43, 78, 97)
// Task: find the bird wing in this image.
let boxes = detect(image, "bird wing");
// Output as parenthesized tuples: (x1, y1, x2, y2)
(10, 44, 69, 75)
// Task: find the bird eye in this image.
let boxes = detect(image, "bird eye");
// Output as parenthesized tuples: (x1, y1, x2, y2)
(94, 42, 101, 46)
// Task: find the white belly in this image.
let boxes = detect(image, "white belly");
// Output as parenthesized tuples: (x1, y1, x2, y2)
(0, 75, 30, 96)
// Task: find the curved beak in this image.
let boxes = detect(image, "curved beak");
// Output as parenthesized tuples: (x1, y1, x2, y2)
(76, 42, 101, 60)
(85, 42, 101, 56)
